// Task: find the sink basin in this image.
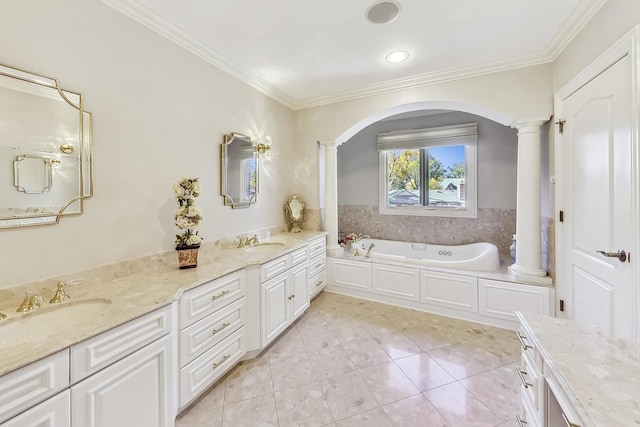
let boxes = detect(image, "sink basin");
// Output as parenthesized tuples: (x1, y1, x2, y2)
(244, 242, 285, 253)
(0, 298, 112, 346)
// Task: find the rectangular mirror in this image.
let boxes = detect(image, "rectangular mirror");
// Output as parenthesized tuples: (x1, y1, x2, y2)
(221, 132, 258, 208)
(0, 63, 93, 228)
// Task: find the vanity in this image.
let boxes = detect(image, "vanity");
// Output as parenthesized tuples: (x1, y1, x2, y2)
(0, 231, 327, 427)
(515, 312, 640, 426)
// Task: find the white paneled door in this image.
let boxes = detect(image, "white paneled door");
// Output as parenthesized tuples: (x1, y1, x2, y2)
(556, 48, 635, 340)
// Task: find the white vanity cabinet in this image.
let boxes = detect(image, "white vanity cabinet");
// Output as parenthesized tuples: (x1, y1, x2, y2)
(307, 236, 327, 299)
(0, 350, 70, 425)
(260, 247, 309, 347)
(178, 269, 246, 410)
(70, 303, 176, 427)
(1, 390, 70, 427)
(1, 304, 177, 427)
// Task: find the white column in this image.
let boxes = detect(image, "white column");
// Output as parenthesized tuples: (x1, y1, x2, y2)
(509, 120, 551, 285)
(320, 140, 344, 257)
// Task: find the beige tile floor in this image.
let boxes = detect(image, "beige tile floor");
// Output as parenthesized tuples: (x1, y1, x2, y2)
(176, 292, 522, 427)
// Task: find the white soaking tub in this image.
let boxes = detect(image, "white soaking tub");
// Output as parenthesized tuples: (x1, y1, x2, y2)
(350, 238, 500, 271)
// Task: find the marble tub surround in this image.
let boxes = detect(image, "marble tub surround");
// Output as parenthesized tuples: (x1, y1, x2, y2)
(338, 205, 516, 259)
(518, 312, 640, 426)
(0, 229, 326, 376)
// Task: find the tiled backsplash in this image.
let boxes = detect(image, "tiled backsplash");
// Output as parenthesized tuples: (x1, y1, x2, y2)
(338, 205, 516, 260)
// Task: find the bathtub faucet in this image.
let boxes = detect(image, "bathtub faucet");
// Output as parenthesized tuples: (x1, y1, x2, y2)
(364, 243, 376, 259)
(354, 234, 371, 242)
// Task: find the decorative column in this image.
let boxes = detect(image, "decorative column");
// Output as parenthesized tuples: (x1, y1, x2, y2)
(509, 120, 552, 285)
(320, 140, 344, 257)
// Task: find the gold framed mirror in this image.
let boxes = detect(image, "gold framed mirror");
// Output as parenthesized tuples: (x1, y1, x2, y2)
(285, 195, 305, 233)
(0, 63, 93, 228)
(221, 132, 258, 208)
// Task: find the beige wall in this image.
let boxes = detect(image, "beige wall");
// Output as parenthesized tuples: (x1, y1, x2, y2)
(553, 0, 640, 91)
(0, 0, 296, 288)
(295, 64, 554, 208)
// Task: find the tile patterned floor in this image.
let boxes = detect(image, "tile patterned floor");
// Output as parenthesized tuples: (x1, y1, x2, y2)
(176, 292, 522, 427)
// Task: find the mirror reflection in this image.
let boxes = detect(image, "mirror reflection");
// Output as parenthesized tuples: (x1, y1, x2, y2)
(0, 63, 93, 228)
(285, 195, 305, 233)
(13, 155, 53, 193)
(221, 132, 258, 208)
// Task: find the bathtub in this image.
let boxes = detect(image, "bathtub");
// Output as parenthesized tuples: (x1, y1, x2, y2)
(349, 238, 500, 271)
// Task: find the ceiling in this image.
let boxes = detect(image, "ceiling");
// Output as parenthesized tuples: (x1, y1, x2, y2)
(103, 0, 607, 109)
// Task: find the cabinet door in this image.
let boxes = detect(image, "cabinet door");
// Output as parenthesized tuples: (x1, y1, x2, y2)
(1, 390, 70, 427)
(261, 273, 289, 346)
(290, 263, 309, 321)
(71, 335, 174, 427)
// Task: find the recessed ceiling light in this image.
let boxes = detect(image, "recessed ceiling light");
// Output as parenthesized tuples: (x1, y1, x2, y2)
(366, 1, 400, 24)
(385, 50, 409, 63)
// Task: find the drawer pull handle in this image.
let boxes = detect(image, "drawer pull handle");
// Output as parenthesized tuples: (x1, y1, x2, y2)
(212, 322, 231, 335)
(287, 294, 296, 300)
(516, 332, 532, 350)
(213, 355, 230, 369)
(313, 245, 323, 250)
(211, 290, 230, 301)
(561, 412, 581, 427)
(314, 262, 324, 268)
(516, 414, 528, 426)
(315, 280, 324, 287)
(516, 367, 532, 388)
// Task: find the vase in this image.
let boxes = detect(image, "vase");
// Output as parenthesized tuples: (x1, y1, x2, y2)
(176, 245, 200, 269)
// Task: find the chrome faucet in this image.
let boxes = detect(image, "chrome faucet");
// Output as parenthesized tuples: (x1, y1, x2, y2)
(248, 234, 259, 245)
(364, 243, 376, 259)
(17, 291, 43, 313)
(354, 234, 371, 243)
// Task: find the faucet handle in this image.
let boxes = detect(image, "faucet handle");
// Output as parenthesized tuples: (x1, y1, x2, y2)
(50, 281, 72, 304)
(0, 312, 6, 320)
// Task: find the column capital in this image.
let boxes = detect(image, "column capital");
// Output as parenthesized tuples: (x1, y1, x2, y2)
(318, 140, 339, 149)
(511, 117, 550, 130)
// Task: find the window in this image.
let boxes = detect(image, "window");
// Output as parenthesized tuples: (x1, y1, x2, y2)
(378, 123, 477, 218)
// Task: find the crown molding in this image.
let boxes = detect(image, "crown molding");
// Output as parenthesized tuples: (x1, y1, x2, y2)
(103, 0, 607, 111)
(101, 0, 296, 109)
(544, 0, 609, 60)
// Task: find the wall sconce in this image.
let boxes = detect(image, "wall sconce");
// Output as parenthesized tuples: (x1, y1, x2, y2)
(253, 136, 272, 160)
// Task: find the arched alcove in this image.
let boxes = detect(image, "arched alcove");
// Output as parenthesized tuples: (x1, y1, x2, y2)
(334, 101, 517, 145)
(321, 100, 551, 285)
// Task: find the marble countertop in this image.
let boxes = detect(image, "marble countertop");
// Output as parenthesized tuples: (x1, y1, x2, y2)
(0, 230, 326, 377)
(332, 250, 552, 287)
(517, 312, 640, 427)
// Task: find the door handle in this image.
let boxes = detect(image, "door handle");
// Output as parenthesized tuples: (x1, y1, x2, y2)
(596, 249, 627, 263)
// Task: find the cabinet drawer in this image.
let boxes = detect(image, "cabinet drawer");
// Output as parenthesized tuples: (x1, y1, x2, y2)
(260, 255, 290, 282)
(307, 254, 326, 278)
(70, 304, 173, 383)
(180, 326, 245, 409)
(290, 246, 308, 267)
(0, 350, 69, 424)
(1, 390, 70, 427)
(309, 271, 326, 299)
(180, 270, 245, 328)
(180, 297, 246, 367)
(517, 350, 542, 411)
(308, 236, 326, 259)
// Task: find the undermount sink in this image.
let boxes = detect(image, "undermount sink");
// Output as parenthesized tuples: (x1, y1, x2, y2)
(244, 242, 285, 253)
(0, 298, 113, 346)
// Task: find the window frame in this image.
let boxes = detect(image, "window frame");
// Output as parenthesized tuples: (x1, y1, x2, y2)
(377, 123, 478, 218)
